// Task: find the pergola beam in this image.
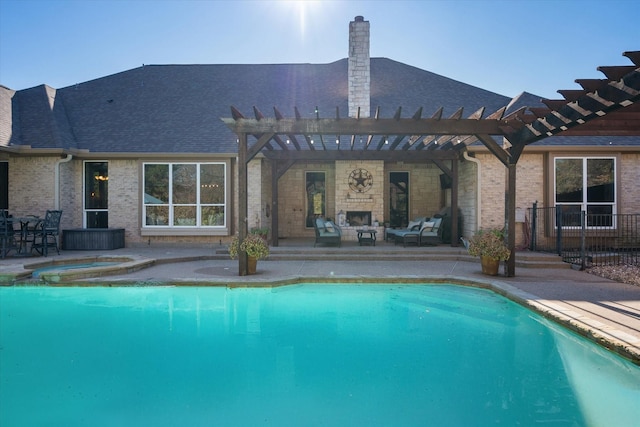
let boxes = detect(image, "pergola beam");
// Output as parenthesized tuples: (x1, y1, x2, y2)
(221, 117, 509, 136)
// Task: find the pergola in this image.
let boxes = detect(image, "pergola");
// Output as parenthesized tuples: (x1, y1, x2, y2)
(224, 51, 640, 276)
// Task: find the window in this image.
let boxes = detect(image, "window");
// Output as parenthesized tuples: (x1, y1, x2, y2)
(84, 162, 108, 228)
(143, 162, 226, 227)
(554, 157, 616, 227)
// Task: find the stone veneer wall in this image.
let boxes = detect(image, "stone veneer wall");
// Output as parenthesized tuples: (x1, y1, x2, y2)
(335, 160, 382, 224)
(458, 158, 478, 239)
(277, 162, 336, 238)
(348, 16, 370, 118)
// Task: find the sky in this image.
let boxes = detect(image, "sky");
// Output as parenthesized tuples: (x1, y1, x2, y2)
(0, 0, 638, 98)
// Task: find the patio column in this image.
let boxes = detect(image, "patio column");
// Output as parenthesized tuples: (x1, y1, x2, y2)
(238, 132, 248, 276)
(505, 162, 517, 277)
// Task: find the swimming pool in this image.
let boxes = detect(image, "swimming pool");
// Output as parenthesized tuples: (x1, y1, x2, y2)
(1, 284, 638, 426)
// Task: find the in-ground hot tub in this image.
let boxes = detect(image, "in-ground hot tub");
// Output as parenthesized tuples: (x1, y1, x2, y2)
(22, 256, 153, 283)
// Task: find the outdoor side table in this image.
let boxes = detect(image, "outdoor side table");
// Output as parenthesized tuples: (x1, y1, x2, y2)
(357, 229, 377, 246)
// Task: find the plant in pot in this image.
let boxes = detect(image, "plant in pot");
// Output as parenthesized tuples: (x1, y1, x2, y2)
(229, 233, 270, 274)
(249, 226, 269, 240)
(467, 228, 511, 275)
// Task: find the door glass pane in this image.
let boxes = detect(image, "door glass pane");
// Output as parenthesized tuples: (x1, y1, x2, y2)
(389, 172, 409, 227)
(85, 162, 108, 209)
(587, 159, 614, 202)
(555, 159, 582, 202)
(86, 211, 108, 228)
(306, 172, 325, 228)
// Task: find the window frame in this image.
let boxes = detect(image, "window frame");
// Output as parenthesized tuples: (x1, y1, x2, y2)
(142, 161, 228, 231)
(83, 160, 109, 228)
(553, 156, 617, 229)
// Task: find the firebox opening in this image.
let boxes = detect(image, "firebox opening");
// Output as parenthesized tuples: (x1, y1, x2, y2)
(346, 211, 371, 226)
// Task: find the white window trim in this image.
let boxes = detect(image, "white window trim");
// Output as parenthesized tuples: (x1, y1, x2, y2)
(553, 156, 617, 229)
(83, 160, 109, 228)
(142, 161, 228, 233)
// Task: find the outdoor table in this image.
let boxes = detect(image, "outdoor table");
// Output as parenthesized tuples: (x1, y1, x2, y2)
(356, 228, 377, 246)
(9, 216, 40, 255)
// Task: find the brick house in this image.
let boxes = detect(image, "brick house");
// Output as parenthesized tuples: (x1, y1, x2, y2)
(1, 16, 638, 250)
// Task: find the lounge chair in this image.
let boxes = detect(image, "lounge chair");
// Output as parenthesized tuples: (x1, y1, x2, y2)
(385, 217, 426, 242)
(418, 217, 443, 246)
(313, 217, 342, 247)
(394, 217, 443, 247)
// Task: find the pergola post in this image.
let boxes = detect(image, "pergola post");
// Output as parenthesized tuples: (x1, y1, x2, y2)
(270, 159, 279, 247)
(237, 132, 248, 276)
(505, 162, 517, 277)
(451, 159, 459, 247)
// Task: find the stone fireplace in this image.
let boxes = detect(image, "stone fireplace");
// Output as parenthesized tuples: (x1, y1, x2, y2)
(346, 211, 371, 227)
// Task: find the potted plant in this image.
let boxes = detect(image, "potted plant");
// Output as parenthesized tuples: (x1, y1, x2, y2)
(467, 228, 511, 275)
(229, 233, 270, 274)
(249, 226, 269, 240)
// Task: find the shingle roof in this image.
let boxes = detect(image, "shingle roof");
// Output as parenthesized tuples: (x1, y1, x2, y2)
(4, 58, 638, 153)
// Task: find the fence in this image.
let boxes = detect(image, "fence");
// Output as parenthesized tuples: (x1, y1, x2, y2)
(528, 202, 640, 269)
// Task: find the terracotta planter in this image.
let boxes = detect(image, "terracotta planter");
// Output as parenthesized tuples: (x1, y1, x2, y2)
(247, 256, 257, 275)
(480, 255, 500, 276)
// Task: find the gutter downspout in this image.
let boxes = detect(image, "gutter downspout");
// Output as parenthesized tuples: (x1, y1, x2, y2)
(55, 154, 73, 210)
(463, 152, 481, 232)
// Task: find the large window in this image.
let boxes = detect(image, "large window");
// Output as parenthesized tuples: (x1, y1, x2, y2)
(554, 157, 616, 227)
(84, 161, 109, 228)
(143, 162, 226, 227)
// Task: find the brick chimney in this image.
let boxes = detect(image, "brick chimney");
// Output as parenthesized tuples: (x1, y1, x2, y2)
(348, 16, 370, 118)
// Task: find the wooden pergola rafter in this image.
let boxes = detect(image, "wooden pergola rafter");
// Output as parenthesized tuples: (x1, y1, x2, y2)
(223, 51, 640, 276)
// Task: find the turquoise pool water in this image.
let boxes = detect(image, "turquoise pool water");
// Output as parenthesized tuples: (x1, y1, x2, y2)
(1, 284, 638, 426)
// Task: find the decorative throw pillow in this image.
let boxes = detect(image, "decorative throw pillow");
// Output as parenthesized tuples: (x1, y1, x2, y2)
(325, 222, 336, 233)
(407, 220, 421, 230)
(420, 221, 435, 232)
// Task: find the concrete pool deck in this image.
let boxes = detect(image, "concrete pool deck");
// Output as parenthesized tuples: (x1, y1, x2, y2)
(1, 241, 638, 364)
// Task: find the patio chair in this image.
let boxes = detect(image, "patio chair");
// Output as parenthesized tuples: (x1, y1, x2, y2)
(418, 217, 444, 246)
(385, 217, 426, 242)
(393, 217, 444, 247)
(313, 217, 342, 247)
(31, 210, 63, 257)
(0, 211, 17, 259)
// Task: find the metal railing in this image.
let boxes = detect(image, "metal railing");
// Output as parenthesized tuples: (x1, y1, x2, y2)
(528, 202, 639, 268)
